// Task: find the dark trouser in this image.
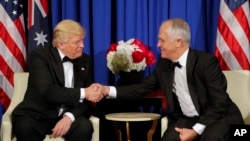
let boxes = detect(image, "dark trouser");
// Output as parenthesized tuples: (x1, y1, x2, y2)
(13, 115, 93, 141)
(161, 115, 229, 141)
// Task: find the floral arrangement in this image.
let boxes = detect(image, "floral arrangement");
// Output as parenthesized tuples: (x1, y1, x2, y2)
(106, 38, 156, 75)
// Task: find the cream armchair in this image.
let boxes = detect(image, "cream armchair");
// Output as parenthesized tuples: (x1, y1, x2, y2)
(222, 70, 250, 123)
(1, 72, 100, 141)
(161, 70, 250, 137)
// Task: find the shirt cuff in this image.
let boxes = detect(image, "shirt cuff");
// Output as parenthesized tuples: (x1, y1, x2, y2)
(192, 123, 206, 135)
(64, 112, 75, 122)
(80, 88, 85, 102)
(107, 86, 117, 98)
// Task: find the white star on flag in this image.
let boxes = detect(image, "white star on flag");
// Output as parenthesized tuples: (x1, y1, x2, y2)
(34, 30, 48, 47)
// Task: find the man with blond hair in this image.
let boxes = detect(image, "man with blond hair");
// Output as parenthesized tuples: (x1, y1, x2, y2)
(12, 20, 101, 141)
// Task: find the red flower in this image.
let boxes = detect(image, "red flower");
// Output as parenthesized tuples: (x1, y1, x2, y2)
(132, 39, 147, 53)
(132, 51, 145, 63)
(106, 43, 117, 54)
(146, 51, 156, 66)
(132, 39, 156, 66)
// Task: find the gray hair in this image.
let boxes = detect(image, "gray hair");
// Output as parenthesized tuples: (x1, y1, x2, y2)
(166, 18, 191, 43)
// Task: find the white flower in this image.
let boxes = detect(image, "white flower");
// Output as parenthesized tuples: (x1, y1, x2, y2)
(106, 38, 156, 75)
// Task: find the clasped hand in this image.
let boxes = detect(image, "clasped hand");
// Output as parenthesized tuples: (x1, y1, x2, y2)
(85, 83, 108, 102)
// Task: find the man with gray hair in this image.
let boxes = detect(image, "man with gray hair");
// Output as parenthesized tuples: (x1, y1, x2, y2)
(99, 18, 244, 141)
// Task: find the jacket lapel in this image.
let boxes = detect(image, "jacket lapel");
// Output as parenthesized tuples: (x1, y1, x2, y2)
(186, 49, 200, 113)
(50, 47, 65, 86)
(73, 57, 88, 88)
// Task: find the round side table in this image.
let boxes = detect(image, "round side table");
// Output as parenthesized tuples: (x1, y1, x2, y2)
(105, 112, 160, 141)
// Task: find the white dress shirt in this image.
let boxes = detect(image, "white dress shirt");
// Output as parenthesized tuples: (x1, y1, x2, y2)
(57, 49, 86, 122)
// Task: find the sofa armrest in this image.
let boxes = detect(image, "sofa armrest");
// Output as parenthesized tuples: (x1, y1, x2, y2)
(1, 110, 13, 141)
(161, 116, 168, 137)
(90, 115, 99, 141)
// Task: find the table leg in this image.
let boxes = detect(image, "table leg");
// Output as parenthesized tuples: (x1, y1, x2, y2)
(126, 121, 131, 141)
(147, 120, 158, 141)
(113, 121, 122, 141)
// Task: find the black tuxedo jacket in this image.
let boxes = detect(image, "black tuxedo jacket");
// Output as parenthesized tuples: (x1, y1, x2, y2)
(12, 47, 93, 119)
(116, 48, 243, 126)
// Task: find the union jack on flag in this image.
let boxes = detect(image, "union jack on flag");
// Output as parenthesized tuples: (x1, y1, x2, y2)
(0, 0, 26, 121)
(215, 0, 250, 70)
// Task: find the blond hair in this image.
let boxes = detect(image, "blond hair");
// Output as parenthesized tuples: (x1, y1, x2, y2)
(52, 19, 86, 47)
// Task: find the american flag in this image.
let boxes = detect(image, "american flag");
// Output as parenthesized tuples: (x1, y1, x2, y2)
(215, 0, 250, 70)
(0, 0, 26, 114)
(27, 0, 51, 55)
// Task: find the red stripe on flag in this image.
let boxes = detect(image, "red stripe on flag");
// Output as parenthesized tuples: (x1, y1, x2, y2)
(0, 22, 26, 70)
(40, 0, 49, 15)
(217, 14, 249, 69)
(233, 6, 250, 41)
(0, 56, 14, 86)
(14, 18, 26, 46)
(214, 47, 230, 70)
(0, 87, 11, 110)
(28, 0, 34, 29)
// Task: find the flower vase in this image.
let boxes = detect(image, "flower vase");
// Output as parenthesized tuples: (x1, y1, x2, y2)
(116, 70, 144, 86)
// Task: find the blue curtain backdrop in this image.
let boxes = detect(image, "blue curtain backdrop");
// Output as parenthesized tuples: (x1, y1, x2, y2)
(49, 0, 220, 85)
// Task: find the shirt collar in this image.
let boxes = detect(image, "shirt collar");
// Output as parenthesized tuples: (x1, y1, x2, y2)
(57, 48, 66, 61)
(177, 48, 189, 68)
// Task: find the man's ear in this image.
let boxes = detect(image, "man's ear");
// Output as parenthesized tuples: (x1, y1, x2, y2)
(175, 39, 183, 48)
(57, 42, 64, 50)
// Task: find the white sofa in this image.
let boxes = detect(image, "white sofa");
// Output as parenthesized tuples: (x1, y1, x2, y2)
(1, 72, 100, 141)
(161, 70, 250, 137)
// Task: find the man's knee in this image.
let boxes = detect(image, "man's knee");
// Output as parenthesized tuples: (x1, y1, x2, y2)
(76, 119, 93, 135)
(13, 116, 47, 141)
(13, 116, 36, 135)
(65, 117, 93, 141)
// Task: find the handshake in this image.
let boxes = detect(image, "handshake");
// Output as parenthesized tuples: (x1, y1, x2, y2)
(85, 83, 110, 103)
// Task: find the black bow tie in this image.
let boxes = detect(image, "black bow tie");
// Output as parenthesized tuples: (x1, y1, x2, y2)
(62, 56, 74, 63)
(170, 61, 182, 69)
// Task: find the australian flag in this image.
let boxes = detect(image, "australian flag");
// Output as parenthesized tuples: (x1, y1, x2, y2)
(27, 0, 51, 58)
